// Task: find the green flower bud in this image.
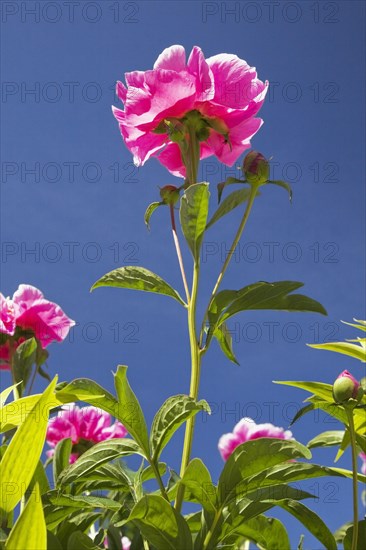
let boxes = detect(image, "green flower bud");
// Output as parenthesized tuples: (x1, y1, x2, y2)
(159, 185, 180, 205)
(333, 370, 361, 404)
(243, 151, 270, 185)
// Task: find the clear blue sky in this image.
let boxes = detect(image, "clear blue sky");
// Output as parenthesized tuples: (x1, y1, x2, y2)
(1, 1, 365, 546)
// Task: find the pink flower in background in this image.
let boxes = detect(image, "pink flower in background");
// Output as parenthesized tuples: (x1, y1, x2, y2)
(46, 404, 128, 463)
(113, 45, 268, 177)
(0, 338, 25, 371)
(0, 284, 75, 349)
(218, 417, 293, 461)
(104, 536, 131, 550)
(359, 452, 366, 474)
(0, 293, 16, 336)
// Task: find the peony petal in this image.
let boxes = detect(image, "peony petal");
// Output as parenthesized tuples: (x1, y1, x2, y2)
(153, 45, 186, 71)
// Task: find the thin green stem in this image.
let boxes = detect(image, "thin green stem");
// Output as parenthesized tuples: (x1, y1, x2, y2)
(150, 460, 170, 502)
(170, 205, 190, 303)
(346, 408, 359, 550)
(199, 184, 259, 349)
(175, 260, 201, 513)
(202, 507, 223, 550)
(8, 339, 20, 401)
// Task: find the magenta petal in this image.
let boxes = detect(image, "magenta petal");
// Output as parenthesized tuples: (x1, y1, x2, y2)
(218, 433, 242, 461)
(0, 293, 16, 336)
(153, 45, 186, 71)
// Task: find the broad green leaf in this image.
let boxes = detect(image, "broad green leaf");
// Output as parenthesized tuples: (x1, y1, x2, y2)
(0, 384, 21, 407)
(180, 458, 217, 513)
(222, 514, 290, 550)
(150, 395, 210, 460)
(53, 438, 72, 488)
(217, 177, 246, 203)
(0, 377, 58, 514)
(5, 483, 46, 550)
(308, 341, 366, 362)
(144, 201, 163, 230)
(91, 266, 186, 306)
(58, 438, 142, 486)
(114, 365, 149, 456)
(218, 438, 311, 505)
(275, 500, 337, 550)
(49, 494, 120, 511)
(0, 393, 63, 433)
(12, 338, 37, 393)
(180, 182, 210, 261)
(206, 188, 253, 229)
(343, 519, 366, 550)
(129, 494, 193, 550)
(267, 180, 293, 202)
(307, 430, 345, 449)
(273, 380, 334, 402)
(67, 531, 99, 550)
(213, 323, 239, 365)
(28, 460, 50, 497)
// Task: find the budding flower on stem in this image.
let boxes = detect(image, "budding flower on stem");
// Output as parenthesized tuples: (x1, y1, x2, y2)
(159, 185, 180, 206)
(332, 370, 363, 404)
(243, 150, 270, 185)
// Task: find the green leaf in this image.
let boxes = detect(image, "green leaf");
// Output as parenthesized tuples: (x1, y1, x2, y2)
(267, 180, 293, 202)
(222, 514, 290, 550)
(129, 494, 193, 550)
(218, 438, 311, 505)
(5, 483, 46, 550)
(144, 201, 163, 230)
(335, 429, 350, 462)
(289, 403, 315, 426)
(67, 531, 99, 550)
(180, 182, 210, 261)
(142, 462, 167, 483)
(53, 438, 72, 488)
(91, 266, 186, 307)
(213, 323, 239, 365)
(341, 318, 366, 332)
(114, 365, 150, 456)
(0, 393, 63, 433)
(49, 494, 121, 511)
(343, 519, 366, 550)
(28, 460, 50, 497)
(180, 458, 217, 513)
(307, 430, 345, 449)
(275, 500, 337, 550)
(308, 341, 366, 362)
(273, 380, 334, 402)
(13, 338, 37, 393)
(217, 177, 245, 203)
(46, 531, 63, 550)
(206, 188, 253, 229)
(150, 395, 210, 461)
(58, 438, 142, 486)
(0, 384, 21, 407)
(0, 377, 58, 514)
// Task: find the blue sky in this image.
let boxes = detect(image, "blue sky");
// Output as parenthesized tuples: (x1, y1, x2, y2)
(1, 0, 365, 546)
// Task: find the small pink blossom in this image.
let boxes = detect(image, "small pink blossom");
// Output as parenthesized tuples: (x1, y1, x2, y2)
(113, 45, 268, 178)
(0, 284, 75, 349)
(218, 417, 293, 461)
(104, 535, 131, 550)
(46, 404, 128, 463)
(359, 452, 366, 475)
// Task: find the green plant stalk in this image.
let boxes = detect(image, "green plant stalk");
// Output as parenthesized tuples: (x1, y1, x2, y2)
(346, 407, 359, 550)
(150, 461, 170, 502)
(199, 183, 259, 349)
(202, 506, 223, 550)
(169, 204, 190, 303)
(175, 260, 201, 512)
(9, 338, 20, 401)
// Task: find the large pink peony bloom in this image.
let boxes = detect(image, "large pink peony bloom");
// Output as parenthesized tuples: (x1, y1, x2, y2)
(113, 45, 268, 178)
(46, 404, 128, 463)
(218, 417, 293, 461)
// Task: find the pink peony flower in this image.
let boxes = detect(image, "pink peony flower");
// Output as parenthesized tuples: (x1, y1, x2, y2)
(359, 452, 366, 475)
(0, 293, 16, 336)
(0, 284, 75, 349)
(46, 404, 128, 463)
(104, 535, 131, 550)
(113, 45, 268, 178)
(218, 417, 293, 461)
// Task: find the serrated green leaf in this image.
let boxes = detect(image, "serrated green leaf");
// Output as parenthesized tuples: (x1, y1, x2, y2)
(129, 494, 193, 550)
(213, 323, 239, 365)
(114, 365, 149, 456)
(307, 430, 345, 449)
(5, 483, 46, 550)
(91, 266, 186, 306)
(206, 188, 253, 229)
(180, 182, 210, 261)
(308, 341, 366, 362)
(180, 458, 217, 513)
(0, 377, 57, 514)
(144, 201, 163, 230)
(267, 180, 293, 202)
(150, 395, 210, 461)
(58, 438, 142, 486)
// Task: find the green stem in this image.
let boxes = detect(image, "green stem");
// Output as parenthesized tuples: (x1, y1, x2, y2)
(346, 408, 359, 550)
(170, 205, 190, 303)
(199, 184, 259, 349)
(175, 260, 201, 512)
(150, 460, 170, 502)
(202, 507, 223, 550)
(8, 338, 20, 401)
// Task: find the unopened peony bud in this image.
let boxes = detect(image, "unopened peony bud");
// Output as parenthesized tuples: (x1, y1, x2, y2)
(333, 370, 362, 404)
(243, 151, 270, 185)
(159, 185, 180, 205)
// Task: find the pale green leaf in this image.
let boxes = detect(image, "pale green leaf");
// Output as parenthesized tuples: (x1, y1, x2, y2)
(180, 182, 210, 261)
